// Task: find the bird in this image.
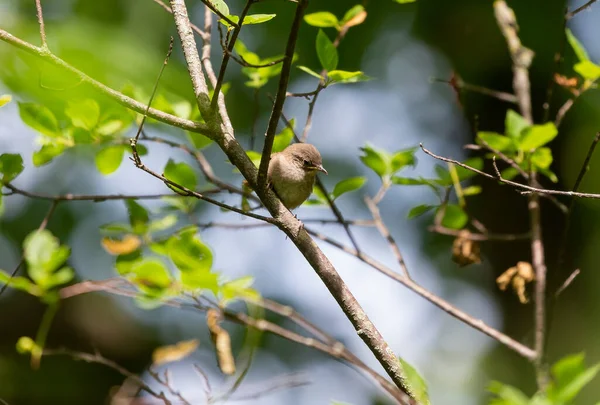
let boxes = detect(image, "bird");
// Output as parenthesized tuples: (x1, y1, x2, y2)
(267, 143, 327, 210)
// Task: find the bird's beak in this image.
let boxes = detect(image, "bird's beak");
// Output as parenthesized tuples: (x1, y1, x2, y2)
(316, 165, 328, 175)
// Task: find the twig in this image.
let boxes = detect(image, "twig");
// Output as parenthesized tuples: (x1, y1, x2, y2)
(0, 29, 213, 136)
(196, 219, 374, 230)
(554, 98, 575, 127)
(429, 225, 530, 241)
(200, 0, 239, 28)
(0, 200, 59, 296)
(554, 269, 580, 297)
(256, 0, 307, 190)
(566, 0, 599, 18)
(305, 226, 537, 360)
(211, 0, 255, 110)
(34, 0, 47, 48)
(364, 197, 411, 279)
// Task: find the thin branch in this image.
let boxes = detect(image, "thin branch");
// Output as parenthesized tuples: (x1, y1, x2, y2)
(196, 219, 373, 230)
(554, 269, 580, 297)
(364, 197, 411, 279)
(0, 199, 59, 296)
(304, 226, 537, 360)
(256, 0, 307, 190)
(566, 0, 598, 18)
(554, 98, 575, 127)
(199, 0, 239, 28)
(429, 225, 531, 241)
(211, 0, 255, 110)
(0, 29, 213, 136)
(34, 0, 47, 48)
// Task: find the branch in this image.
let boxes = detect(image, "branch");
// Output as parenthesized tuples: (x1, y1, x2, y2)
(35, 0, 47, 48)
(304, 227, 537, 360)
(256, 0, 307, 190)
(429, 225, 530, 241)
(566, 0, 598, 18)
(0, 29, 213, 136)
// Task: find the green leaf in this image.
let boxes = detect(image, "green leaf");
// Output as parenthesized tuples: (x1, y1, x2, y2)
(246, 151, 262, 168)
(0, 271, 39, 295)
(392, 177, 428, 185)
(148, 214, 178, 233)
(304, 12, 339, 28)
(391, 148, 417, 173)
(539, 167, 558, 183)
(477, 132, 514, 152)
(0, 153, 24, 183)
(221, 276, 260, 304)
(297, 65, 324, 80)
(209, 0, 230, 18)
(164, 159, 197, 191)
(488, 381, 530, 405)
(272, 125, 294, 153)
(0, 94, 11, 108)
(96, 119, 129, 136)
(398, 358, 430, 405)
(360, 144, 388, 178)
(454, 157, 484, 182)
(548, 353, 600, 404)
(505, 110, 530, 140)
(45, 267, 74, 289)
(574, 60, 600, 81)
(95, 145, 125, 175)
(115, 251, 142, 275)
(18, 103, 59, 137)
(167, 227, 217, 293)
(566, 29, 590, 62)
(130, 259, 172, 294)
(462, 185, 482, 196)
(23, 230, 72, 289)
(407, 204, 434, 219)
(501, 167, 520, 181)
(126, 200, 149, 234)
(240, 13, 276, 25)
(187, 132, 213, 150)
(16, 336, 37, 354)
(394, 0, 417, 3)
(519, 122, 558, 151)
(328, 70, 371, 84)
(65, 99, 100, 130)
(316, 29, 338, 72)
(440, 204, 468, 229)
(341, 5, 366, 26)
(100, 222, 132, 234)
(332, 177, 366, 200)
(531, 147, 553, 169)
(33, 144, 65, 166)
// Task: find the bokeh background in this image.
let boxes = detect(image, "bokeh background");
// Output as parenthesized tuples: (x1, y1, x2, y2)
(1, 0, 600, 404)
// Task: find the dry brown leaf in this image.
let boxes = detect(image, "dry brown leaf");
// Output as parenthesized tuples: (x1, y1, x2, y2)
(101, 234, 141, 255)
(452, 230, 481, 267)
(206, 309, 235, 375)
(496, 261, 535, 303)
(152, 339, 199, 366)
(343, 10, 367, 28)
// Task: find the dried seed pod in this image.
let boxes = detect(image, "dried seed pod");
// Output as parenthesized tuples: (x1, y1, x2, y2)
(496, 261, 535, 304)
(452, 230, 481, 267)
(206, 309, 235, 375)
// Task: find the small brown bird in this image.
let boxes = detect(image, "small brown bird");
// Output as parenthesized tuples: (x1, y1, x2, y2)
(267, 143, 327, 210)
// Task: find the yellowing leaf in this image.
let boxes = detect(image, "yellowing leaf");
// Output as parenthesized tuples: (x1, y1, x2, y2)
(101, 234, 141, 255)
(152, 339, 199, 366)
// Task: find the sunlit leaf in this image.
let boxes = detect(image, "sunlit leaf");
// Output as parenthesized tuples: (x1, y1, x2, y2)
(392, 177, 427, 185)
(164, 159, 197, 191)
(398, 357, 430, 405)
(148, 215, 178, 233)
(297, 65, 324, 80)
(462, 185, 482, 196)
(0, 94, 11, 108)
(360, 144, 388, 178)
(394, 0, 417, 3)
(477, 132, 514, 152)
(505, 109, 530, 140)
(95, 145, 125, 175)
(126, 200, 149, 234)
(0, 153, 24, 183)
(316, 29, 338, 72)
(407, 204, 434, 219)
(152, 339, 199, 366)
(548, 353, 600, 404)
(65, 99, 100, 130)
(327, 70, 371, 84)
(488, 381, 530, 405)
(221, 276, 260, 304)
(440, 204, 468, 229)
(341, 5, 367, 27)
(167, 227, 217, 293)
(574, 60, 600, 81)
(565, 28, 590, 62)
(18, 102, 59, 137)
(23, 230, 72, 289)
(272, 125, 294, 153)
(531, 147, 553, 169)
(130, 259, 172, 294)
(227, 13, 276, 26)
(332, 177, 366, 200)
(304, 12, 339, 28)
(519, 122, 558, 151)
(209, 0, 230, 18)
(33, 144, 65, 166)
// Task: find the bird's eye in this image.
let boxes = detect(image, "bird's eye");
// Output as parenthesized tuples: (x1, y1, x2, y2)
(303, 159, 310, 166)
